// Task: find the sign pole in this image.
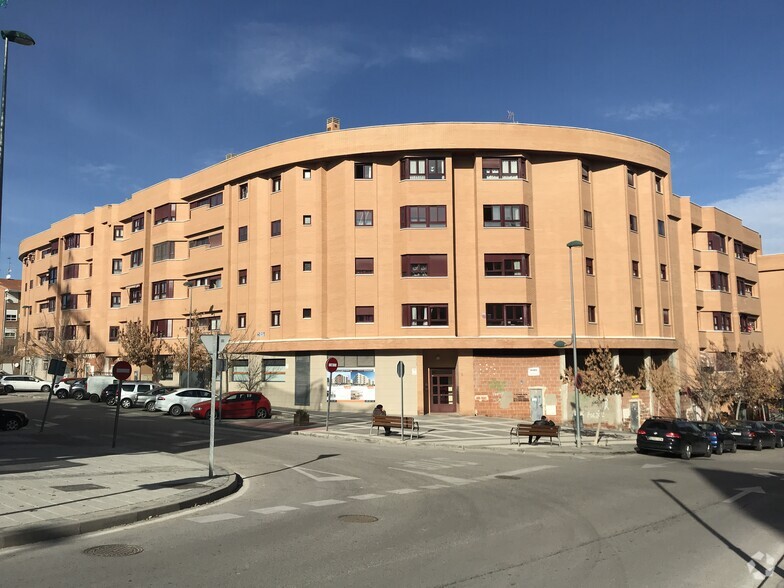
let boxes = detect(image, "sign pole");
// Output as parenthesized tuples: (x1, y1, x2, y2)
(325, 357, 338, 431)
(209, 332, 218, 478)
(110, 361, 132, 448)
(40, 358, 67, 433)
(397, 361, 405, 442)
(38, 373, 57, 433)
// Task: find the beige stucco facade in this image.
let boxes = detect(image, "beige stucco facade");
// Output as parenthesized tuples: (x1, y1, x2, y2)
(759, 254, 784, 358)
(17, 122, 765, 428)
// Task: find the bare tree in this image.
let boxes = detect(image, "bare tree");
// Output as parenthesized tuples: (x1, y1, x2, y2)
(219, 328, 271, 393)
(680, 346, 735, 420)
(732, 345, 778, 420)
(29, 315, 90, 376)
(118, 319, 166, 378)
(641, 361, 679, 417)
(168, 321, 211, 376)
(580, 348, 641, 445)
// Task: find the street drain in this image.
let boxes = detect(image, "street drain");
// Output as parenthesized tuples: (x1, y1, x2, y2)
(495, 475, 520, 480)
(83, 544, 144, 557)
(52, 484, 107, 492)
(339, 515, 378, 523)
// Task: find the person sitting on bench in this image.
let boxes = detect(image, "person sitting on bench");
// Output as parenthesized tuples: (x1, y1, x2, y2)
(529, 415, 555, 445)
(373, 404, 391, 436)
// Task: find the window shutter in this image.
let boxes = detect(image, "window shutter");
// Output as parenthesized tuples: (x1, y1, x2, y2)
(400, 159, 409, 180)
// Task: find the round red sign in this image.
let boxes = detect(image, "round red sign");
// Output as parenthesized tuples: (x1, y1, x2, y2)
(112, 360, 132, 381)
(325, 357, 339, 373)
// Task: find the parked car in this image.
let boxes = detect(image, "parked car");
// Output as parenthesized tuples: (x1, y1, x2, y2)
(0, 375, 52, 394)
(102, 381, 164, 409)
(761, 421, 784, 448)
(725, 420, 777, 450)
(0, 408, 29, 431)
(153, 388, 212, 416)
(86, 375, 119, 402)
(54, 378, 87, 400)
(191, 392, 272, 420)
(692, 421, 737, 455)
(636, 417, 712, 459)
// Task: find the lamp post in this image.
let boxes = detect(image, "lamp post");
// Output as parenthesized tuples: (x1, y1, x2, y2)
(22, 304, 31, 374)
(567, 239, 584, 449)
(0, 30, 35, 247)
(184, 281, 193, 386)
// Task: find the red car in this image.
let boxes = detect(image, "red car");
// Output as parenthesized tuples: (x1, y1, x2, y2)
(191, 392, 272, 420)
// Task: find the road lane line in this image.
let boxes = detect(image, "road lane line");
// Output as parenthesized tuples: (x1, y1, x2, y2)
(389, 467, 478, 486)
(475, 465, 558, 480)
(387, 488, 420, 495)
(251, 506, 299, 515)
(348, 494, 386, 500)
(304, 499, 346, 507)
(420, 484, 449, 489)
(187, 513, 243, 523)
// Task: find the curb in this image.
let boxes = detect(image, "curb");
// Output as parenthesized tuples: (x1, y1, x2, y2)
(0, 472, 243, 550)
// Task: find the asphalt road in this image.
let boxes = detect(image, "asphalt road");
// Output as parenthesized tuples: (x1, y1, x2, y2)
(2, 395, 784, 587)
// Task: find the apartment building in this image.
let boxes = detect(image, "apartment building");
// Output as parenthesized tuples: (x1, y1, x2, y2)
(0, 278, 22, 372)
(17, 121, 764, 428)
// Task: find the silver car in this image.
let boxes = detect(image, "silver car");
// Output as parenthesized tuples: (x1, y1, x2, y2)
(1, 375, 52, 394)
(153, 388, 212, 416)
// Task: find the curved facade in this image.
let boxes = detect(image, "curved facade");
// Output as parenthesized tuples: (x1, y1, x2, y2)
(17, 122, 764, 427)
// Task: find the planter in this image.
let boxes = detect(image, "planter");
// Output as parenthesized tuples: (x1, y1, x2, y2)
(293, 410, 310, 426)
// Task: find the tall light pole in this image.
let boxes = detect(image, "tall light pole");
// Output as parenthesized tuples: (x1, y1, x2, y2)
(567, 240, 584, 449)
(0, 30, 35, 248)
(22, 304, 31, 374)
(184, 281, 193, 386)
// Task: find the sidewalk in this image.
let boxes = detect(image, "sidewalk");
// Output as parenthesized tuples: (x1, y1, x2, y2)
(0, 435, 240, 549)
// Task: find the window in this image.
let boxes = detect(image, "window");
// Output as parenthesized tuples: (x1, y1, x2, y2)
(734, 240, 755, 261)
(271, 265, 281, 281)
(62, 325, 77, 341)
(402, 304, 448, 326)
(634, 307, 642, 324)
(655, 175, 663, 193)
(63, 264, 79, 280)
(4, 328, 16, 339)
(271, 310, 281, 327)
(262, 358, 286, 381)
(112, 258, 122, 274)
(150, 319, 173, 338)
(355, 306, 374, 323)
(40, 298, 55, 313)
(587, 305, 597, 323)
(482, 157, 526, 180)
(130, 249, 143, 268)
(355, 210, 374, 226)
(355, 163, 372, 179)
(400, 157, 445, 180)
(402, 254, 448, 277)
(483, 204, 529, 228)
(400, 205, 447, 228)
(187, 274, 222, 289)
(239, 183, 248, 200)
(110, 292, 121, 308)
(270, 221, 280, 237)
(586, 257, 594, 276)
(239, 225, 249, 241)
(629, 214, 638, 232)
(152, 280, 174, 300)
(190, 192, 223, 210)
(583, 210, 593, 229)
(154, 203, 176, 225)
(237, 313, 247, 328)
(303, 169, 312, 180)
(61, 293, 77, 310)
(712, 312, 732, 332)
(37, 328, 54, 341)
(581, 162, 590, 182)
(113, 226, 124, 240)
(657, 219, 666, 236)
(660, 264, 668, 281)
(238, 269, 247, 285)
(707, 232, 726, 253)
(663, 308, 671, 326)
(709, 271, 729, 292)
(109, 326, 120, 342)
(303, 261, 312, 272)
(355, 257, 374, 275)
(737, 278, 754, 297)
(86, 290, 92, 308)
(632, 260, 640, 278)
(48, 267, 57, 284)
(627, 167, 636, 187)
(5, 309, 17, 322)
(197, 316, 221, 331)
(189, 233, 222, 249)
(303, 215, 312, 225)
(153, 241, 176, 262)
(740, 314, 757, 333)
(484, 253, 530, 277)
(63, 233, 80, 250)
(302, 308, 312, 319)
(485, 303, 532, 327)
(272, 176, 281, 192)
(131, 214, 144, 232)
(128, 286, 142, 304)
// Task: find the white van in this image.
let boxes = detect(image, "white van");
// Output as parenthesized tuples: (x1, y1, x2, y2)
(86, 375, 117, 402)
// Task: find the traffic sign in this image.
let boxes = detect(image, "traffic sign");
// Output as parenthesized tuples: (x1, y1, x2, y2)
(201, 334, 230, 356)
(112, 361, 132, 381)
(396, 361, 405, 378)
(326, 357, 339, 373)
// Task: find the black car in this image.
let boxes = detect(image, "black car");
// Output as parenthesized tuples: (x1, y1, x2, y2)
(636, 417, 712, 459)
(692, 421, 737, 455)
(762, 421, 784, 448)
(0, 408, 29, 431)
(725, 420, 777, 450)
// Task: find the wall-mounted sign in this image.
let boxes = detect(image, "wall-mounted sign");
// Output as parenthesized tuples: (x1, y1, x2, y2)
(527, 367, 540, 377)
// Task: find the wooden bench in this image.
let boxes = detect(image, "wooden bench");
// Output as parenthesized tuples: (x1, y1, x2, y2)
(510, 423, 561, 446)
(370, 415, 420, 440)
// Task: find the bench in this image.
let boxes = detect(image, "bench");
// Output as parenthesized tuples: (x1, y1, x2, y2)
(370, 415, 420, 440)
(510, 423, 561, 446)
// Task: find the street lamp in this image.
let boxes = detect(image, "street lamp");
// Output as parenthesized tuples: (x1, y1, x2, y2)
(184, 281, 193, 386)
(0, 30, 35, 247)
(22, 304, 31, 374)
(567, 239, 583, 448)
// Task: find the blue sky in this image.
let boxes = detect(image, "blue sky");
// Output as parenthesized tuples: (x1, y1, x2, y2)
(1, 0, 783, 277)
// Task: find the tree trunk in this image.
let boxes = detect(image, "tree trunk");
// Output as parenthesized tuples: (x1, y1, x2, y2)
(594, 398, 607, 445)
(735, 401, 741, 419)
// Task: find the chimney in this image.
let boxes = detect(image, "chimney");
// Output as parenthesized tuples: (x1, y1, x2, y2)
(326, 116, 340, 132)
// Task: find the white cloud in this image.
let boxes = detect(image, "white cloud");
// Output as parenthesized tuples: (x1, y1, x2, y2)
(75, 163, 120, 184)
(404, 33, 481, 63)
(606, 101, 677, 121)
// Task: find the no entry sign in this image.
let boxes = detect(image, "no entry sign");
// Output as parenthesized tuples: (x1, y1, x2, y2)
(112, 361, 132, 381)
(325, 357, 339, 373)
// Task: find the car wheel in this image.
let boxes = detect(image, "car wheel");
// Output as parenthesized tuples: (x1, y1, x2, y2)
(4, 385, 14, 393)
(57, 390, 68, 399)
(204, 410, 211, 420)
(41, 385, 52, 393)
(90, 394, 101, 403)
(145, 401, 156, 412)
(681, 443, 692, 460)
(4, 417, 21, 431)
(730, 441, 737, 453)
(754, 439, 763, 451)
(73, 390, 85, 401)
(169, 404, 184, 417)
(120, 398, 133, 409)
(106, 397, 117, 407)
(704, 444, 712, 457)
(634, 446, 648, 454)
(715, 442, 723, 456)
(255, 407, 269, 419)
(777, 438, 784, 448)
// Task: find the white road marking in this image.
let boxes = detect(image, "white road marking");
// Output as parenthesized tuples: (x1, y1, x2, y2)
(349, 494, 386, 501)
(387, 488, 420, 495)
(304, 499, 346, 507)
(187, 513, 243, 523)
(723, 487, 765, 504)
(421, 484, 449, 489)
(475, 465, 558, 480)
(251, 506, 299, 515)
(177, 440, 204, 447)
(641, 464, 667, 469)
(285, 465, 359, 482)
(389, 467, 478, 486)
(398, 458, 479, 470)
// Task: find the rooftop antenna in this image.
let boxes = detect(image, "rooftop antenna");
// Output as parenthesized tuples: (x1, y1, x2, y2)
(507, 111, 516, 123)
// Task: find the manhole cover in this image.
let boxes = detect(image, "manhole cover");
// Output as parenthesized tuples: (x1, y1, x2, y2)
(338, 515, 378, 523)
(495, 475, 520, 480)
(52, 484, 107, 492)
(83, 544, 144, 557)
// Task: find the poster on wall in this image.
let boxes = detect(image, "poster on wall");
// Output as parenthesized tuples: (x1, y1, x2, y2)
(326, 368, 376, 402)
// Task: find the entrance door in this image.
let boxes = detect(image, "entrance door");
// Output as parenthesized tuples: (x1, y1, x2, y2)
(629, 400, 640, 432)
(529, 389, 543, 421)
(430, 369, 456, 413)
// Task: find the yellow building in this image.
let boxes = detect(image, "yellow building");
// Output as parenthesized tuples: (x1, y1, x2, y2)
(17, 121, 764, 429)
